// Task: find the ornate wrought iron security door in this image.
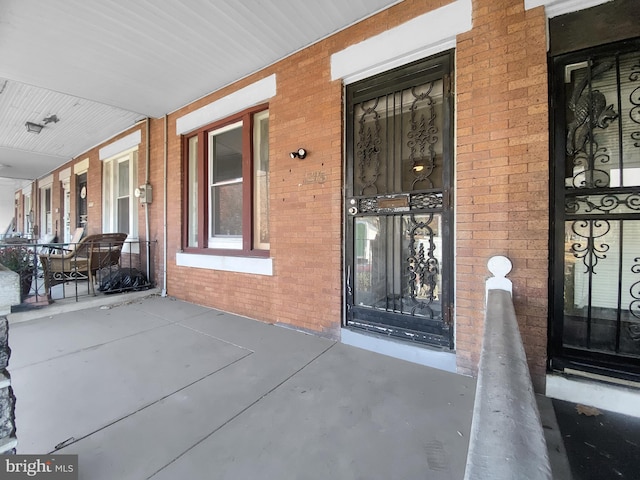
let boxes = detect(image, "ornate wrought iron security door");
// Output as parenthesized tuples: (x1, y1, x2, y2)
(345, 54, 454, 348)
(551, 40, 640, 380)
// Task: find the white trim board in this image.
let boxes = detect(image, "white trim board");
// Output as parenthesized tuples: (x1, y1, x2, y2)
(341, 328, 457, 373)
(176, 252, 273, 276)
(99, 130, 141, 160)
(546, 374, 640, 418)
(58, 167, 71, 182)
(74, 158, 89, 175)
(176, 74, 276, 135)
(524, 0, 612, 18)
(38, 174, 53, 188)
(331, 0, 472, 85)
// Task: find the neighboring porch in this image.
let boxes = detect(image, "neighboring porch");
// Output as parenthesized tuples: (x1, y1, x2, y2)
(0, 237, 156, 311)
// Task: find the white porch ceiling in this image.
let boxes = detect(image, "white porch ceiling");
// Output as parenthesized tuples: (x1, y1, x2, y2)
(0, 0, 402, 182)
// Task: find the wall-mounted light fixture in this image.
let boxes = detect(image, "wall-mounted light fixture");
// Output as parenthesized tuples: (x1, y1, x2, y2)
(25, 122, 44, 134)
(289, 148, 307, 160)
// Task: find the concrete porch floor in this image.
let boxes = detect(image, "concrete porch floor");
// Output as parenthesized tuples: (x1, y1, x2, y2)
(7, 293, 476, 480)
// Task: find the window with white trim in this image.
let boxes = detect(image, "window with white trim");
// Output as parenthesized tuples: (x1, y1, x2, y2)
(103, 149, 138, 237)
(184, 105, 269, 255)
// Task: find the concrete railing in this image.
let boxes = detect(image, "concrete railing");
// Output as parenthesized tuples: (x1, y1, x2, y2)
(0, 265, 20, 313)
(0, 265, 18, 454)
(464, 256, 551, 480)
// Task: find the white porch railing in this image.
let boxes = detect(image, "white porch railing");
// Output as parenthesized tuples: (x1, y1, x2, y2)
(464, 256, 552, 480)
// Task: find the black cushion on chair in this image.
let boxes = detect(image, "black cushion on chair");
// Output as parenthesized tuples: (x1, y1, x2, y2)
(98, 268, 149, 294)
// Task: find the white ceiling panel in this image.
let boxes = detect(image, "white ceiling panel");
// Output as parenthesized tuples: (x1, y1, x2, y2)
(0, 78, 144, 179)
(0, 79, 143, 157)
(0, 0, 402, 117)
(0, 0, 402, 180)
(0, 147, 66, 182)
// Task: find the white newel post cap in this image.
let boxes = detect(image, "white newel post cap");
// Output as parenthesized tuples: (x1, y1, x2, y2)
(486, 255, 513, 297)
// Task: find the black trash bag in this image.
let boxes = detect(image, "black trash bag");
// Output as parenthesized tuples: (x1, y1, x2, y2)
(98, 268, 150, 293)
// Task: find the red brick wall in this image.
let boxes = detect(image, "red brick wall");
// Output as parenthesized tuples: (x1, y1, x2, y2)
(32, 174, 63, 240)
(84, 155, 102, 235)
(23, 125, 148, 244)
(16, 190, 27, 235)
(160, 0, 551, 389)
(455, 0, 549, 391)
(161, 0, 449, 337)
(51, 175, 61, 239)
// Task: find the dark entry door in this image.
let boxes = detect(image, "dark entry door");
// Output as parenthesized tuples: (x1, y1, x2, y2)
(345, 53, 454, 348)
(551, 40, 640, 380)
(76, 172, 88, 228)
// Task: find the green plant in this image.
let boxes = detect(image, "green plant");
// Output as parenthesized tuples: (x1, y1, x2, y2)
(0, 246, 35, 273)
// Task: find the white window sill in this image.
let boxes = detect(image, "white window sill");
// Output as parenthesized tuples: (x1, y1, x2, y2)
(176, 252, 273, 276)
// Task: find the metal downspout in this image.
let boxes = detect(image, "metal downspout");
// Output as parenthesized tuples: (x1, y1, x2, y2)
(145, 118, 151, 283)
(161, 115, 168, 297)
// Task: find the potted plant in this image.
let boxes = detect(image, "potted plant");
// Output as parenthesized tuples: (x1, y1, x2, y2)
(0, 245, 35, 301)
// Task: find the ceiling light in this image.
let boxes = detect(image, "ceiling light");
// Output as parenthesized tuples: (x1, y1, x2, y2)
(25, 122, 43, 134)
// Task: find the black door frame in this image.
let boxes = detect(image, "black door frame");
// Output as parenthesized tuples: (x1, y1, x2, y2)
(343, 51, 455, 349)
(549, 38, 640, 381)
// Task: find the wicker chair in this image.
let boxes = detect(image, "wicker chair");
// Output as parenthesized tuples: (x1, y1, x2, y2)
(39, 233, 127, 298)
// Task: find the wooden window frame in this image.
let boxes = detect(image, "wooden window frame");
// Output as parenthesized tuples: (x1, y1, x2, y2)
(181, 103, 269, 258)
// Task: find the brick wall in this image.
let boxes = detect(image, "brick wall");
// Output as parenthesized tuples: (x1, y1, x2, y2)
(41, 126, 147, 239)
(160, 0, 551, 388)
(15, 194, 23, 236)
(455, 0, 549, 391)
(51, 174, 61, 240)
(162, 0, 449, 338)
(85, 155, 102, 235)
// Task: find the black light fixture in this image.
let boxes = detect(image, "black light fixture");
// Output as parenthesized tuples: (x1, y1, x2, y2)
(25, 121, 44, 134)
(289, 148, 307, 160)
(43, 114, 59, 125)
